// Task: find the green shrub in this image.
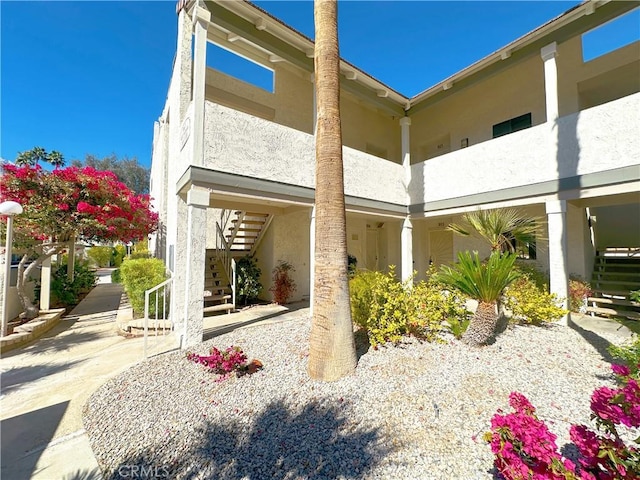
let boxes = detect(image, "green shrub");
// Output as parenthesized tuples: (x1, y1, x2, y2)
(608, 335, 640, 379)
(111, 269, 122, 284)
(237, 255, 262, 306)
(128, 251, 151, 260)
(568, 276, 592, 312)
(119, 258, 168, 316)
(87, 246, 114, 267)
(504, 274, 567, 325)
(112, 245, 126, 267)
(513, 260, 549, 290)
(36, 261, 97, 307)
(349, 267, 465, 347)
(630, 290, 640, 303)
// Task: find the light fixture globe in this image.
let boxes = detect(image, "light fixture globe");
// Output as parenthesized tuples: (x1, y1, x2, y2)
(0, 201, 23, 216)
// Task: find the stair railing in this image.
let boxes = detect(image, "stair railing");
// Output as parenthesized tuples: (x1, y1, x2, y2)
(143, 276, 173, 358)
(215, 221, 236, 309)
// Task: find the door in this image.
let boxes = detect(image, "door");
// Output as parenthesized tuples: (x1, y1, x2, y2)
(429, 230, 453, 268)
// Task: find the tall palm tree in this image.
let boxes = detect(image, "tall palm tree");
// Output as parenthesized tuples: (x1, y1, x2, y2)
(16, 146, 47, 167)
(448, 208, 540, 254)
(307, 0, 357, 381)
(436, 250, 519, 346)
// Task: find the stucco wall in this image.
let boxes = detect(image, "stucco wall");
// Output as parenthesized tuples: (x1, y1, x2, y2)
(409, 93, 640, 206)
(255, 209, 311, 303)
(205, 63, 314, 135)
(203, 102, 406, 205)
(341, 93, 402, 164)
(410, 53, 545, 162)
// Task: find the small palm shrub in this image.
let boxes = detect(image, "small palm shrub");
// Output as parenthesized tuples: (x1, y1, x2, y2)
(631, 290, 640, 303)
(349, 267, 466, 347)
(504, 267, 567, 325)
(236, 255, 262, 305)
(270, 261, 296, 305)
(435, 250, 519, 346)
(119, 258, 168, 316)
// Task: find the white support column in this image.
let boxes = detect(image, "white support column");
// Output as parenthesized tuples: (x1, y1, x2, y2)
(181, 186, 209, 348)
(40, 256, 51, 311)
(399, 117, 413, 283)
(541, 42, 559, 126)
(400, 117, 412, 199)
(309, 205, 316, 315)
(546, 199, 569, 325)
(176, 8, 193, 121)
(401, 217, 413, 283)
(192, 5, 210, 166)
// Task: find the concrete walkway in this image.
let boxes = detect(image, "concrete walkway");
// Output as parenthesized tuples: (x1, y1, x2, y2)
(0, 269, 308, 480)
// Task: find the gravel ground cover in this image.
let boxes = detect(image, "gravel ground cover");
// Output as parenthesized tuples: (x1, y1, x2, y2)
(84, 312, 626, 480)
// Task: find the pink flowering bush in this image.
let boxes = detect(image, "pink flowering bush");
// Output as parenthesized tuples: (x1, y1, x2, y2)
(186, 346, 262, 382)
(486, 364, 640, 480)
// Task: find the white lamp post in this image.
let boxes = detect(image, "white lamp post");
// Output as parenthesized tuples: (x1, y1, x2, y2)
(1, 201, 23, 337)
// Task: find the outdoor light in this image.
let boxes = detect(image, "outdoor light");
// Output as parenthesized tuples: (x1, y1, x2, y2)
(1, 200, 23, 337)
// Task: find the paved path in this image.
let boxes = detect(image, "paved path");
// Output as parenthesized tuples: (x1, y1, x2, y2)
(0, 269, 307, 480)
(0, 269, 159, 480)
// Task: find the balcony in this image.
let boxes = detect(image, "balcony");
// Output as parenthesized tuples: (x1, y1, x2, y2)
(409, 92, 639, 206)
(203, 101, 406, 206)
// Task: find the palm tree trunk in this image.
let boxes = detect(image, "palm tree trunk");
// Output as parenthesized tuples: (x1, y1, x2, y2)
(462, 301, 499, 346)
(307, 0, 357, 381)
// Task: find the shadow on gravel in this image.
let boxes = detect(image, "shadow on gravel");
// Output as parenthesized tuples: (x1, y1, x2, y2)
(567, 317, 615, 364)
(102, 398, 390, 480)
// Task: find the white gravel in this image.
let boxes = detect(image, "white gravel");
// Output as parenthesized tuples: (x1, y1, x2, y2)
(83, 312, 627, 480)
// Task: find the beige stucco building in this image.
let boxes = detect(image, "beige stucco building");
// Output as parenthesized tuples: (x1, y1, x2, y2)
(150, 0, 640, 347)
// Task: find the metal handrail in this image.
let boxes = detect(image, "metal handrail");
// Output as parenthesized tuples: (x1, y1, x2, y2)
(143, 276, 173, 358)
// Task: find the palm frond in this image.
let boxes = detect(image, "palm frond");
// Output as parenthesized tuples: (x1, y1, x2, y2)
(435, 250, 519, 303)
(447, 208, 542, 253)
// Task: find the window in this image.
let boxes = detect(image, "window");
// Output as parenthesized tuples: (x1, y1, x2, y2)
(492, 113, 532, 138)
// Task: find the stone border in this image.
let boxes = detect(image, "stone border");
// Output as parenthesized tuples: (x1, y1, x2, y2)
(0, 308, 66, 354)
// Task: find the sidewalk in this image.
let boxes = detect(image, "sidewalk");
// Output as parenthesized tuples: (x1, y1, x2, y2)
(0, 270, 309, 480)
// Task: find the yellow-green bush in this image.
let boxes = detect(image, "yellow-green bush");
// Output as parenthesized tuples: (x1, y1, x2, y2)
(349, 267, 467, 347)
(503, 273, 567, 325)
(119, 258, 168, 316)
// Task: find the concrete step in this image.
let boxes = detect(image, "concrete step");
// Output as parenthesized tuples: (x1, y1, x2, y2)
(203, 303, 235, 314)
(591, 279, 640, 288)
(203, 293, 232, 302)
(585, 306, 640, 321)
(592, 271, 640, 278)
(588, 297, 639, 308)
(231, 219, 266, 225)
(592, 289, 632, 298)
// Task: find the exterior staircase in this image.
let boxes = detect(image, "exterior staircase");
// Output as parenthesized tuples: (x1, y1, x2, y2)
(204, 210, 273, 315)
(587, 248, 640, 321)
(227, 211, 273, 253)
(203, 253, 234, 315)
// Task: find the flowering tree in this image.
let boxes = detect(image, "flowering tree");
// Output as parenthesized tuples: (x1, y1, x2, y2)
(1, 158, 158, 320)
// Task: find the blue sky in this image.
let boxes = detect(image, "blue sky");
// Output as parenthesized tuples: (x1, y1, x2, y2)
(1, 1, 637, 169)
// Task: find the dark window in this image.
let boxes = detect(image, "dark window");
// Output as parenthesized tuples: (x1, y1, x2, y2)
(492, 113, 532, 138)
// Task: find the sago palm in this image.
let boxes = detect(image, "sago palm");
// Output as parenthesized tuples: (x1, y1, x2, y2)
(448, 208, 540, 254)
(436, 250, 519, 346)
